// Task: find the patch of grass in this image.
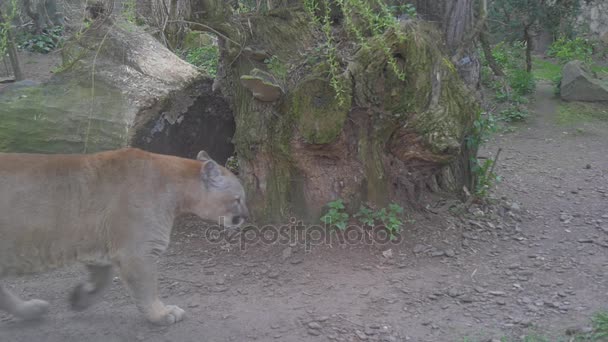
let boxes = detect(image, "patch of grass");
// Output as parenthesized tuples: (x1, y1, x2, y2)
(521, 335, 551, 342)
(556, 102, 608, 125)
(178, 45, 219, 77)
(532, 57, 562, 82)
(590, 65, 608, 77)
(591, 311, 608, 340)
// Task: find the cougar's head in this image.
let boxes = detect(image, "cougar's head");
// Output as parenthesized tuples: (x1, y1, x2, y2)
(193, 150, 249, 229)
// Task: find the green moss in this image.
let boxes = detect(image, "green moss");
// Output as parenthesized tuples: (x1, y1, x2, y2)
(0, 79, 129, 153)
(288, 77, 351, 144)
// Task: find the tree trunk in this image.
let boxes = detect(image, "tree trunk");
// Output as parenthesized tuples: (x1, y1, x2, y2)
(6, 29, 23, 81)
(480, 29, 504, 77)
(186, 2, 480, 223)
(524, 25, 533, 73)
(21, 0, 64, 33)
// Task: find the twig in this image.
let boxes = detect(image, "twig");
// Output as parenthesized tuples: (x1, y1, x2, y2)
(487, 148, 502, 179)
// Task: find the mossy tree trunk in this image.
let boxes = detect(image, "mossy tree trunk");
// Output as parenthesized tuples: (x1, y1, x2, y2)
(190, 1, 480, 223)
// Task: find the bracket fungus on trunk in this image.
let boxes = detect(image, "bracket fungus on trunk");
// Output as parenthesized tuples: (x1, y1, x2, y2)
(240, 68, 283, 102)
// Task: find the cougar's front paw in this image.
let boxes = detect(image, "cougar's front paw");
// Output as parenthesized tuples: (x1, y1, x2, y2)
(148, 305, 185, 326)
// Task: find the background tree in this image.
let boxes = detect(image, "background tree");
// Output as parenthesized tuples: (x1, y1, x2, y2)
(21, 0, 64, 33)
(488, 0, 582, 72)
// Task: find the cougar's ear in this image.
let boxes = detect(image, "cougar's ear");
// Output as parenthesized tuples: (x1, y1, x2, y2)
(196, 150, 212, 162)
(201, 160, 224, 190)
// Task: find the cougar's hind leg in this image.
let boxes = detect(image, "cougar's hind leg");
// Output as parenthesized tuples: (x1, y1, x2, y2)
(0, 284, 49, 320)
(70, 264, 113, 311)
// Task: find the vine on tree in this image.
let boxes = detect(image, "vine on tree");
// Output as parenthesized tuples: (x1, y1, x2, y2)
(305, 0, 411, 104)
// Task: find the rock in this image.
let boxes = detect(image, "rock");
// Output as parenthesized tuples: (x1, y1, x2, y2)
(355, 330, 368, 340)
(447, 288, 462, 297)
(560, 213, 573, 223)
(308, 322, 322, 330)
(445, 249, 456, 258)
(510, 202, 521, 212)
(281, 247, 292, 260)
(431, 250, 445, 257)
(460, 296, 475, 303)
(268, 271, 280, 279)
(307, 329, 321, 336)
(213, 286, 229, 292)
(413, 244, 426, 253)
(290, 258, 303, 265)
(560, 60, 608, 102)
(382, 249, 393, 258)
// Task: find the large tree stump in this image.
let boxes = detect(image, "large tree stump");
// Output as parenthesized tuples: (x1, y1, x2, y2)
(188, 2, 480, 223)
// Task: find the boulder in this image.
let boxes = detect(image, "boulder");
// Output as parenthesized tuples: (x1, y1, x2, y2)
(560, 60, 608, 102)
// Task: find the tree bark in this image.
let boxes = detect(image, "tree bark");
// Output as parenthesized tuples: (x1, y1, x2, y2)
(480, 29, 504, 77)
(21, 0, 64, 33)
(6, 29, 23, 81)
(524, 24, 533, 73)
(412, 0, 480, 89)
(185, 2, 480, 223)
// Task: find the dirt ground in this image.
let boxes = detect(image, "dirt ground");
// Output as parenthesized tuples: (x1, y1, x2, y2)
(1, 63, 608, 341)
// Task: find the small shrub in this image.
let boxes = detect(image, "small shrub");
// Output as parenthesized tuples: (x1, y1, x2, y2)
(473, 157, 501, 198)
(18, 26, 64, 53)
(547, 36, 595, 64)
(466, 111, 498, 150)
(264, 55, 287, 81)
(508, 69, 535, 96)
(354, 205, 375, 228)
(375, 203, 404, 240)
(388, 3, 417, 18)
(320, 199, 349, 230)
(499, 106, 528, 122)
(179, 45, 219, 77)
(354, 203, 406, 240)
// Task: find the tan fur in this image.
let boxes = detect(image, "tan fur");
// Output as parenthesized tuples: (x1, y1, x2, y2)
(0, 148, 248, 325)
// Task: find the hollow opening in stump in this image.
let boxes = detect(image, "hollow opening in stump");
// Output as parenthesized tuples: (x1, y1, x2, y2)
(132, 79, 235, 165)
